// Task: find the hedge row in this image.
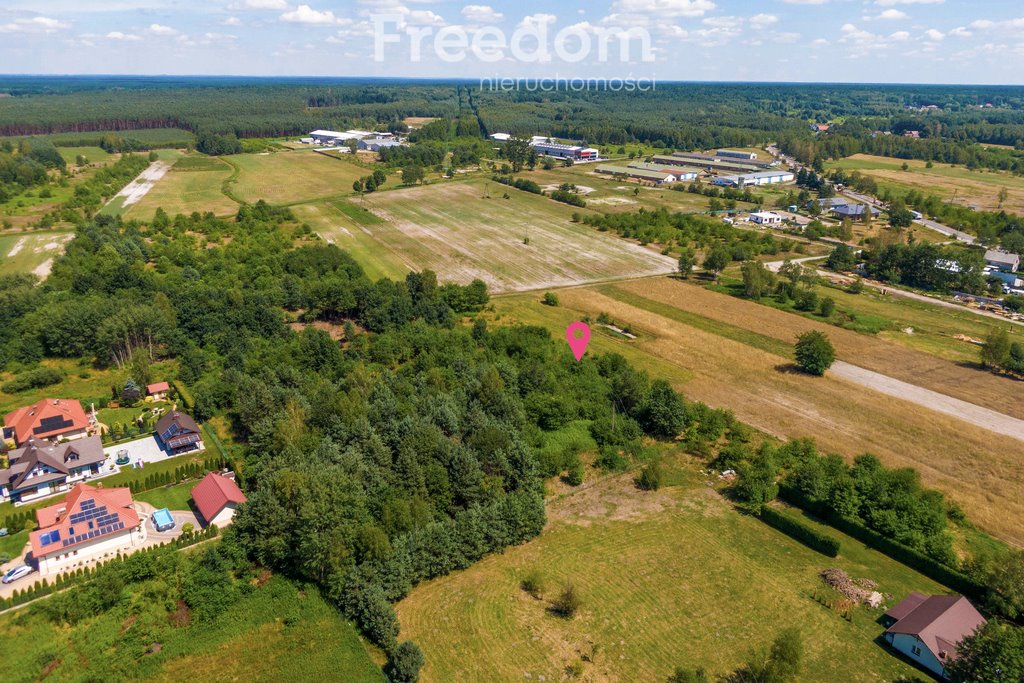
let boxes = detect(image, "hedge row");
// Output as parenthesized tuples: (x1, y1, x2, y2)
(758, 505, 840, 558)
(172, 379, 194, 411)
(0, 525, 218, 612)
(778, 486, 991, 609)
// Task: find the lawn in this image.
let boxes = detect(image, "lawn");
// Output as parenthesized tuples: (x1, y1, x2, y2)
(227, 150, 370, 205)
(491, 282, 1024, 546)
(396, 464, 940, 682)
(0, 530, 29, 559)
(122, 154, 238, 220)
(305, 178, 677, 293)
(135, 481, 197, 511)
(57, 146, 113, 166)
(0, 575, 384, 683)
(828, 153, 1024, 214)
(0, 231, 73, 278)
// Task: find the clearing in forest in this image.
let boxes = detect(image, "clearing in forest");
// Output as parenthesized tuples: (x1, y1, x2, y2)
(228, 150, 369, 205)
(300, 179, 677, 293)
(123, 154, 238, 220)
(396, 466, 943, 682)
(828, 153, 1024, 214)
(0, 231, 73, 278)
(493, 282, 1024, 545)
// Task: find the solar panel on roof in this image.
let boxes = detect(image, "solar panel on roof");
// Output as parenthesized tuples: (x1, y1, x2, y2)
(34, 416, 73, 433)
(81, 499, 95, 509)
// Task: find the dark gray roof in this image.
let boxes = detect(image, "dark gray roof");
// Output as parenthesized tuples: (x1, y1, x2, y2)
(155, 411, 200, 436)
(0, 436, 105, 491)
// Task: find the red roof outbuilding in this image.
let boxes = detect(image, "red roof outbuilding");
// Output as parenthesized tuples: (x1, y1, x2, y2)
(146, 382, 170, 395)
(4, 399, 90, 445)
(191, 472, 247, 524)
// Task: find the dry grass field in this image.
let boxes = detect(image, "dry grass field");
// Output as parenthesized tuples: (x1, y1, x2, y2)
(0, 231, 73, 278)
(396, 465, 941, 683)
(304, 179, 677, 292)
(493, 282, 1024, 545)
(227, 150, 370, 205)
(829, 154, 1024, 214)
(123, 154, 238, 220)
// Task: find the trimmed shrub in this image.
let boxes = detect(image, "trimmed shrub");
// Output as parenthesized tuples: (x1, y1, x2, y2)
(759, 506, 840, 558)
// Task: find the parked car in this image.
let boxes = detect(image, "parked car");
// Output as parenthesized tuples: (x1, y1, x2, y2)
(2, 564, 33, 584)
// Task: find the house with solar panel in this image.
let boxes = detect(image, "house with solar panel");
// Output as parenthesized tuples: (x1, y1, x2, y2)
(3, 398, 91, 447)
(29, 483, 146, 576)
(0, 436, 106, 503)
(155, 410, 204, 455)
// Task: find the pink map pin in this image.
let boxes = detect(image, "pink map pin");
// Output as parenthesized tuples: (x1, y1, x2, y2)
(566, 322, 591, 362)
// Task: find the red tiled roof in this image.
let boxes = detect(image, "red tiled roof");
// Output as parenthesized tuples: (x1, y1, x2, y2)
(192, 472, 246, 523)
(30, 483, 139, 558)
(4, 399, 89, 445)
(886, 595, 987, 663)
(147, 382, 170, 395)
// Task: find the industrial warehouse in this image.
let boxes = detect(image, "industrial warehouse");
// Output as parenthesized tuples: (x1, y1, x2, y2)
(596, 164, 679, 184)
(712, 170, 796, 187)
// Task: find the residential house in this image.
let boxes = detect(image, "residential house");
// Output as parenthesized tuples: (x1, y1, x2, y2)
(3, 399, 90, 447)
(0, 436, 106, 503)
(358, 139, 404, 153)
(155, 411, 203, 455)
(984, 250, 1021, 273)
(810, 123, 830, 133)
(30, 483, 146, 576)
(830, 204, 881, 219)
(749, 211, 783, 226)
(192, 472, 247, 527)
(146, 382, 170, 401)
(882, 593, 986, 679)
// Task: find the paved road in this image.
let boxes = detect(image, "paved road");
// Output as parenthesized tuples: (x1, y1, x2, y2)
(840, 189, 976, 245)
(832, 361, 1024, 442)
(764, 256, 825, 273)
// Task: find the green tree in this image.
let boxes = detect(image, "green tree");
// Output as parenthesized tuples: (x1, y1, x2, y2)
(826, 244, 857, 272)
(741, 260, 776, 300)
(667, 668, 709, 683)
(794, 331, 835, 376)
(541, 292, 559, 306)
(981, 327, 1012, 369)
(946, 621, 1024, 683)
(386, 641, 426, 683)
(504, 137, 532, 173)
(639, 379, 687, 439)
(703, 245, 731, 279)
(888, 198, 914, 230)
(635, 462, 663, 491)
(734, 451, 779, 508)
(401, 165, 425, 185)
(677, 249, 696, 279)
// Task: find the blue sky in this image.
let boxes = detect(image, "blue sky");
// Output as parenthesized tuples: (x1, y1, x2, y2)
(1, 0, 1023, 83)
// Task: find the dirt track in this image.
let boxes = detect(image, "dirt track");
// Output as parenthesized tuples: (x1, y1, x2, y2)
(831, 361, 1024, 441)
(110, 161, 171, 208)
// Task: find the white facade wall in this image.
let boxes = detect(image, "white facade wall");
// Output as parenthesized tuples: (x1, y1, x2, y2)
(209, 503, 239, 528)
(36, 523, 146, 576)
(887, 633, 946, 678)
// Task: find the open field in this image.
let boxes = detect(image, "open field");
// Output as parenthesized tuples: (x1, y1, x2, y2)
(56, 146, 112, 166)
(0, 231, 73, 278)
(0, 575, 383, 683)
(227, 151, 370, 205)
(828, 153, 1024, 214)
(0, 128, 195, 149)
(303, 179, 677, 293)
(123, 154, 237, 220)
(492, 282, 1024, 544)
(397, 465, 941, 682)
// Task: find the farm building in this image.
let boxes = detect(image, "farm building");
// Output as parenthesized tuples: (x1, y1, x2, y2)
(811, 197, 852, 210)
(749, 211, 783, 226)
(489, 133, 511, 142)
(308, 129, 373, 145)
(30, 483, 147, 576)
(596, 164, 677, 184)
(882, 593, 986, 679)
(984, 249, 1021, 273)
(530, 139, 599, 161)
(627, 162, 699, 181)
(657, 153, 772, 174)
(358, 139, 404, 152)
(712, 170, 795, 188)
(3, 399, 91, 447)
(717, 149, 758, 160)
(192, 471, 247, 527)
(830, 203, 881, 219)
(0, 436, 106, 503)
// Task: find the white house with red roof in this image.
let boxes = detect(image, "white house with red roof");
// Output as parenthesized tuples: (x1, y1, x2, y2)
(3, 399, 90, 447)
(30, 483, 146, 576)
(191, 472, 247, 527)
(883, 592, 986, 678)
(146, 381, 171, 400)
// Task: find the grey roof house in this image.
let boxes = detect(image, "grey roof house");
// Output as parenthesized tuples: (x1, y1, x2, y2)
(0, 436, 106, 503)
(882, 593, 986, 679)
(984, 250, 1021, 273)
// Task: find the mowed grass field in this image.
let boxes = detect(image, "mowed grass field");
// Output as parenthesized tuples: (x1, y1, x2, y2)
(303, 179, 677, 293)
(397, 467, 941, 682)
(0, 231, 73, 278)
(227, 151, 369, 205)
(829, 154, 1024, 214)
(124, 154, 239, 220)
(0, 575, 384, 683)
(492, 281, 1024, 545)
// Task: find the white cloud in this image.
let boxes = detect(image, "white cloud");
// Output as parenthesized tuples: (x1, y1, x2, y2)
(811, 37, 828, 46)
(890, 30, 909, 40)
(280, 5, 341, 24)
(223, 16, 243, 26)
(924, 28, 944, 41)
(875, 9, 908, 20)
(782, 0, 828, 4)
(749, 13, 777, 29)
(607, 0, 715, 19)
(875, 0, 943, 5)
(105, 30, 141, 40)
(147, 23, 178, 35)
(0, 15, 71, 33)
(518, 13, 556, 29)
(228, 0, 288, 10)
(461, 4, 503, 24)
(948, 26, 971, 37)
